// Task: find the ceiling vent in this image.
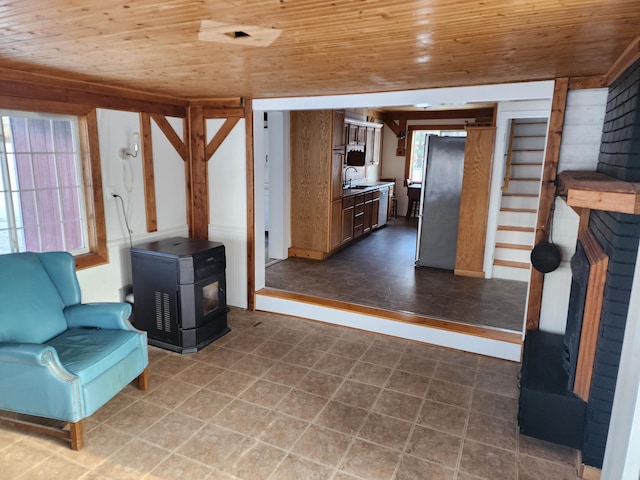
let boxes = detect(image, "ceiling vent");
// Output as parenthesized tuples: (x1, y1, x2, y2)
(199, 20, 282, 47)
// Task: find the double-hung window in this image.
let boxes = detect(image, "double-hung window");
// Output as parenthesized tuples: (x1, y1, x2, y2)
(0, 111, 88, 255)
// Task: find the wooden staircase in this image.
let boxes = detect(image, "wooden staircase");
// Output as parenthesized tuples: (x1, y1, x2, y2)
(493, 119, 548, 281)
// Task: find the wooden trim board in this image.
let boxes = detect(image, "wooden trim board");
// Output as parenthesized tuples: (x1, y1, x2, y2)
(526, 78, 569, 331)
(573, 230, 609, 401)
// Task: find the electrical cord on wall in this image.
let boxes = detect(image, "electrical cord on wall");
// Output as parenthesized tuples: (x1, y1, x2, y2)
(113, 193, 133, 249)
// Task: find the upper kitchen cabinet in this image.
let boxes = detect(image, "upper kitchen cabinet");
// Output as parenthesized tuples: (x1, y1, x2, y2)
(333, 109, 346, 151)
(289, 110, 345, 260)
(345, 119, 383, 165)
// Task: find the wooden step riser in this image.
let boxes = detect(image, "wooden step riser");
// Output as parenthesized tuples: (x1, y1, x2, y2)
(509, 164, 544, 179)
(498, 211, 537, 228)
(513, 122, 548, 137)
(512, 136, 547, 151)
(492, 264, 531, 282)
(510, 150, 546, 164)
(501, 195, 539, 210)
(503, 179, 541, 195)
(494, 246, 532, 264)
(496, 229, 535, 245)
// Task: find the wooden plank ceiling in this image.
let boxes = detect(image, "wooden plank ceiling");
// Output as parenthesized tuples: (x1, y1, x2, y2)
(0, 0, 639, 100)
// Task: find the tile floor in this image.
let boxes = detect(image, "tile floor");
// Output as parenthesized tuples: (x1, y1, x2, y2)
(1, 309, 579, 480)
(266, 219, 528, 332)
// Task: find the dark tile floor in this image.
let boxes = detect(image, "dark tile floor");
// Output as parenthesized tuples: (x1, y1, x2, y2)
(266, 219, 527, 332)
(2, 309, 579, 479)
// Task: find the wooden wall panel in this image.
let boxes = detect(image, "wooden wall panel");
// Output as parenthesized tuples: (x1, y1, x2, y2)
(455, 127, 496, 277)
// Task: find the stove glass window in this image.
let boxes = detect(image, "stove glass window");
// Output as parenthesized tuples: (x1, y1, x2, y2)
(202, 281, 219, 315)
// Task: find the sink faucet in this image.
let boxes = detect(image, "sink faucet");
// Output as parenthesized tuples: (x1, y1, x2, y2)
(344, 166, 358, 189)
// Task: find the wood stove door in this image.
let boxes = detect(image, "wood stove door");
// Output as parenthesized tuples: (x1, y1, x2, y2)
(179, 273, 227, 330)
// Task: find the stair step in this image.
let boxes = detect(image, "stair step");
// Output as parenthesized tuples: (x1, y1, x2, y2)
(493, 264, 531, 281)
(510, 150, 546, 163)
(512, 137, 546, 151)
(509, 164, 544, 178)
(498, 211, 537, 228)
(496, 228, 535, 246)
(500, 195, 539, 211)
(495, 243, 532, 250)
(494, 259, 531, 269)
(500, 208, 537, 213)
(494, 246, 532, 263)
(503, 179, 541, 195)
(498, 225, 535, 232)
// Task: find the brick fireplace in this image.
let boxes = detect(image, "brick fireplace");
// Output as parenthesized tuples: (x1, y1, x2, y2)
(579, 56, 640, 467)
(519, 56, 640, 470)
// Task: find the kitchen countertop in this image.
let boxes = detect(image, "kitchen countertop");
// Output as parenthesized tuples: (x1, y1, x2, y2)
(342, 181, 395, 196)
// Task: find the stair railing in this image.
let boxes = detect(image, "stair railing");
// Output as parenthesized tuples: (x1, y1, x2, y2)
(502, 119, 517, 191)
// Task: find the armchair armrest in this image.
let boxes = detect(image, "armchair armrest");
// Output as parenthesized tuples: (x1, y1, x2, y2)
(0, 343, 58, 366)
(64, 303, 134, 331)
(0, 342, 84, 422)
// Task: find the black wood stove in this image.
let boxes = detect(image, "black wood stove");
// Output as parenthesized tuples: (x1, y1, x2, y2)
(130, 236, 230, 353)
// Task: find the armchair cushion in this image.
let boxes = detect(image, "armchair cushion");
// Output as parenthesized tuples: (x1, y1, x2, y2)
(45, 328, 143, 385)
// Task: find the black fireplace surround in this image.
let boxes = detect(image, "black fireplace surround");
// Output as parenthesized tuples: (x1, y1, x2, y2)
(519, 57, 640, 469)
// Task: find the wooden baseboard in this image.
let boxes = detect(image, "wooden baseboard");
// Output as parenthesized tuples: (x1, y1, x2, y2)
(454, 268, 485, 278)
(287, 248, 325, 260)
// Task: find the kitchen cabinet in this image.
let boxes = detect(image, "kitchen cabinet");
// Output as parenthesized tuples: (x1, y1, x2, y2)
(341, 196, 355, 244)
(353, 194, 365, 239)
(345, 119, 383, 165)
(364, 127, 375, 165)
(373, 127, 382, 165)
(289, 109, 345, 260)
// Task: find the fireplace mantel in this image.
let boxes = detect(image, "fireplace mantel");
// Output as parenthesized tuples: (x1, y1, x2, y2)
(557, 170, 640, 214)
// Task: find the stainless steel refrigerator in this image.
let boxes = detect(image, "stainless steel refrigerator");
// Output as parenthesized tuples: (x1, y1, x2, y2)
(415, 135, 466, 270)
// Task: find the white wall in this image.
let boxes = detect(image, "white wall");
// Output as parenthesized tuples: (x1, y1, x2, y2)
(77, 109, 188, 303)
(207, 119, 248, 308)
(538, 89, 608, 333)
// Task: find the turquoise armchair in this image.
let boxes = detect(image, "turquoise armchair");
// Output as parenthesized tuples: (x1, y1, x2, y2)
(0, 252, 148, 449)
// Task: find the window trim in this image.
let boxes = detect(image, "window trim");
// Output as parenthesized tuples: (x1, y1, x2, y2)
(404, 124, 467, 184)
(0, 97, 108, 269)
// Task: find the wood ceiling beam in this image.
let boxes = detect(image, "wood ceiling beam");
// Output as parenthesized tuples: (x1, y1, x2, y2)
(383, 118, 401, 137)
(150, 114, 188, 161)
(569, 75, 607, 90)
(0, 67, 187, 117)
(382, 107, 495, 121)
(205, 118, 240, 160)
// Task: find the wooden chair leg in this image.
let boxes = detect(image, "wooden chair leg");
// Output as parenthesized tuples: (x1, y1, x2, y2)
(70, 421, 83, 450)
(137, 367, 149, 391)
